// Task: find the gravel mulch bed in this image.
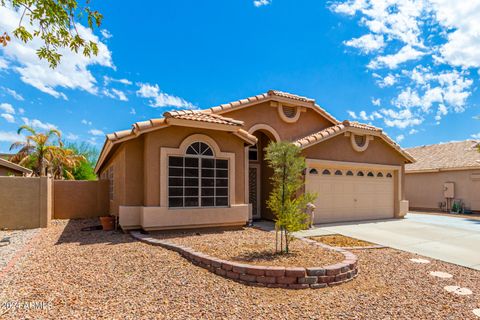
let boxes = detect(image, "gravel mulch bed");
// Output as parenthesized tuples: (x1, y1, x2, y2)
(151, 227, 344, 267)
(310, 234, 376, 248)
(0, 228, 40, 270)
(1, 219, 479, 319)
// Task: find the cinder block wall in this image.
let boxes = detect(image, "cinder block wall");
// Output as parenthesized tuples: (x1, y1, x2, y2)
(0, 176, 52, 229)
(53, 180, 109, 219)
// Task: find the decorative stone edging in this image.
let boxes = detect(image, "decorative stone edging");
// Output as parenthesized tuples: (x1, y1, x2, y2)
(130, 231, 358, 289)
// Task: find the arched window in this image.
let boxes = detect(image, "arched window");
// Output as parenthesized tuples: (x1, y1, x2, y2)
(248, 143, 258, 161)
(357, 171, 364, 177)
(322, 169, 331, 175)
(386, 173, 393, 178)
(346, 170, 354, 176)
(335, 170, 343, 176)
(367, 172, 374, 177)
(186, 142, 213, 156)
(309, 168, 318, 175)
(168, 142, 228, 208)
(377, 172, 384, 177)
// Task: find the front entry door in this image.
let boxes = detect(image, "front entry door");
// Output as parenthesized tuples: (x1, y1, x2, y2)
(249, 164, 261, 219)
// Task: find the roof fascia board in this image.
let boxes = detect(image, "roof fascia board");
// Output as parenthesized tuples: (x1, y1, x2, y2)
(406, 166, 480, 174)
(0, 158, 32, 174)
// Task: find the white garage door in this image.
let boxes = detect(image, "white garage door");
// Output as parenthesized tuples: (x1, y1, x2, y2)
(305, 167, 395, 224)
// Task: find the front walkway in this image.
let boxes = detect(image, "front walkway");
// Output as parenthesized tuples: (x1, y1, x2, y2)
(295, 213, 480, 270)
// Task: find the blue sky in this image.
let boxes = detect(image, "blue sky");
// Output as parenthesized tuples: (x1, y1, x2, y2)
(1, 0, 479, 153)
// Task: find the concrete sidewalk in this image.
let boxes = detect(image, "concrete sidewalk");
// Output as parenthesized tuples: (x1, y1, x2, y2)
(294, 213, 480, 270)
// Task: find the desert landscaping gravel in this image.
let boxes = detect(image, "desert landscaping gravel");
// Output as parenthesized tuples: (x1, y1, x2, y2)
(0, 228, 39, 270)
(1, 219, 479, 319)
(151, 227, 344, 267)
(310, 234, 376, 248)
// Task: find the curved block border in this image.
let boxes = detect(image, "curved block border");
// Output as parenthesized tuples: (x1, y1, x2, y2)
(131, 231, 358, 289)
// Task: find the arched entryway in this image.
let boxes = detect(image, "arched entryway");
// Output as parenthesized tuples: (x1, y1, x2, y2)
(248, 125, 279, 220)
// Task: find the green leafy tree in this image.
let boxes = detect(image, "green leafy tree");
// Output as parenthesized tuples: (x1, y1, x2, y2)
(265, 141, 316, 254)
(65, 142, 98, 180)
(1, 0, 103, 68)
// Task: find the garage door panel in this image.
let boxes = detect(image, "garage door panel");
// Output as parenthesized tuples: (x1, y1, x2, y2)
(307, 167, 395, 224)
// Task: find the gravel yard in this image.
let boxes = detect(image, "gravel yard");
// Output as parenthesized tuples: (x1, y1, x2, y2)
(1, 219, 480, 319)
(311, 235, 376, 248)
(151, 227, 344, 267)
(0, 228, 39, 270)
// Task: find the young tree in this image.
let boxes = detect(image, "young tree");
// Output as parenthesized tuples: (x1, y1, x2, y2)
(265, 141, 316, 254)
(1, 0, 103, 68)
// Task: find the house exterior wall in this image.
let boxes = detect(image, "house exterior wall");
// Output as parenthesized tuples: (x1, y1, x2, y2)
(0, 166, 24, 176)
(405, 169, 480, 211)
(0, 177, 52, 229)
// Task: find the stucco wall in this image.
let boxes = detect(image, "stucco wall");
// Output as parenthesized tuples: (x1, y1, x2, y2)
(0, 177, 52, 229)
(54, 180, 109, 219)
(222, 101, 334, 141)
(405, 170, 480, 211)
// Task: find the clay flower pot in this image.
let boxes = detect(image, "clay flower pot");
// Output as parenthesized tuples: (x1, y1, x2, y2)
(100, 216, 115, 231)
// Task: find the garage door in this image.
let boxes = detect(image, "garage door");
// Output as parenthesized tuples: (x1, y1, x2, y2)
(305, 167, 395, 224)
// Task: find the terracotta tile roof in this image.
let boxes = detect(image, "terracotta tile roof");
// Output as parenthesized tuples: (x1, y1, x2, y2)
(204, 90, 339, 124)
(294, 120, 414, 163)
(405, 140, 480, 172)
(294, 120, 382, 148)
(164, 110, 244, 126)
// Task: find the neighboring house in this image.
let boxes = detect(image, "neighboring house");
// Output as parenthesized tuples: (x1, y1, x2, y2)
(405, 140, 480, 213)
(95, 90, 414, 231)
(0, 158, 32, 176)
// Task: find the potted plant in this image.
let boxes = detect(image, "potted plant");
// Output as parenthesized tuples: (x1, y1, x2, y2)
(100, 215, 115, 231)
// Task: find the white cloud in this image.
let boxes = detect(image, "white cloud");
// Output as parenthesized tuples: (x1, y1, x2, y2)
(0, 5, 113, 99)
(409, 129, 419, 134)
(0, 57, 7, 70)
(434, 104, 448, 120)
(3, 87, 24, 101)
(102, 88, 128, 101)
(100, 29, 113, 40)
(103, 76, 132, 86)
(130, 108, 136, 115)
(380, 108, 423, 129)
(396, 134, 405, 142)
(371, 98, 381, 106)
(21, 117, 58, 131)
(1, 113, 15, 123)
(347, 110, 358, 119)
(66, 133, 79, 140)
(18, 108, 24, 115)
(376, 73, 397, 88)
(345, 34, 385, 54)
(88, 129, 104, 136)
(136, 83, 195, 109)
(81, 119, 92, 126)
(253, 0, 271, 7)
(0, 103, 15, 114)
(472, 133, 480, 139)
(0, 131, 23, 143)
(368, 45, 426, 69)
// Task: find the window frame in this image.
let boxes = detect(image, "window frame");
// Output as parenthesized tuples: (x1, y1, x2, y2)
(167, 142, 230, 209)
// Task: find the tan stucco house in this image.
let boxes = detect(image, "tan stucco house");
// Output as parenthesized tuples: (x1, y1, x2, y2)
(0, 158, 32, 176)
(95, 90, 414, 231)
(405, 140, 480, 213)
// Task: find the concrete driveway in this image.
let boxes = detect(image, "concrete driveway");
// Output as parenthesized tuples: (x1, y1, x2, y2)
(297, 213, 480, 271)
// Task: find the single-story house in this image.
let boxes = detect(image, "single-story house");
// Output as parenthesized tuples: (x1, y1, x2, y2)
(95, 90, 414, 231)
(0, 158, 32, 176)
(405, 140, 480, 212)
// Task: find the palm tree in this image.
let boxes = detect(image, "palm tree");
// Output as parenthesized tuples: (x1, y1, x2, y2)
(9, 125, 63, 177)
(49, 147, 86, 180)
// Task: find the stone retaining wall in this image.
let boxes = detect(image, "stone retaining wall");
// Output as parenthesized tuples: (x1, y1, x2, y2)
(131, 231, 358, 289)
